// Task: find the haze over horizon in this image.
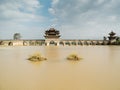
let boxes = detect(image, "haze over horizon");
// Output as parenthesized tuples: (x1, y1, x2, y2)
(0, 0, 120, 40)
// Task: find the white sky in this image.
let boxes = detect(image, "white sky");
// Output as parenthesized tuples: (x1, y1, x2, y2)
(0, 0, 120, 40)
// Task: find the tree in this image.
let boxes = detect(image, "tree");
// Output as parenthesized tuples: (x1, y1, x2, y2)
(13, 33, 21, 40)
(116, 37, 120, 45)
(116, 37, 120, 41)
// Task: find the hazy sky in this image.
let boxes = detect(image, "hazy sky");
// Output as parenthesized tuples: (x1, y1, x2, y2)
(0, 0, 120, 39)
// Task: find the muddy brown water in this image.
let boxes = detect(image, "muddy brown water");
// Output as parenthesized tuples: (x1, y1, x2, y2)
(0, 46, 120, 90)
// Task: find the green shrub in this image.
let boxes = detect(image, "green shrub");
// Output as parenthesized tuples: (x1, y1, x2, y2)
(28, 52, 47, 62)
(67, 53, 82, 61)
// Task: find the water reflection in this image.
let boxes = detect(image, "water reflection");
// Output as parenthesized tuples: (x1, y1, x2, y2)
(107, 46, 120, 73)
(27, 60, 45, 66)
(44, 46, 60, 62)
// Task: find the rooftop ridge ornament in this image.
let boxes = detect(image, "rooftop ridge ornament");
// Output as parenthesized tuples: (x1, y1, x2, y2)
(109, 30, 116, 36)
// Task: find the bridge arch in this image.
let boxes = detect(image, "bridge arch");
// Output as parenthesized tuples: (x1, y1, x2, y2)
(65, 41, 70, 46)
(78, 41, 83, 45)
(59, 41, 64, 46)
(71, 41, 77, 45)
(23, 41, 28, 46)
(8, 42, 13, 46)
(49, 40, 57, 45)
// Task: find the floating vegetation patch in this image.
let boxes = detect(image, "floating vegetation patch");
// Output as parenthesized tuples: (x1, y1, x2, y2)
(67, 53, 82, 61)
(28, 52, 47, 62)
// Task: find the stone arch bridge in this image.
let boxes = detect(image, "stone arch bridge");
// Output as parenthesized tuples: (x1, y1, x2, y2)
(0, 39, 108, 46)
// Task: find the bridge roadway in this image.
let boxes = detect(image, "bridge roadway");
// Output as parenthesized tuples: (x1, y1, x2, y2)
(0, 39, 108, 46)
